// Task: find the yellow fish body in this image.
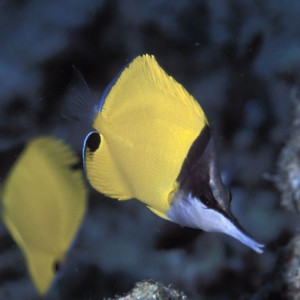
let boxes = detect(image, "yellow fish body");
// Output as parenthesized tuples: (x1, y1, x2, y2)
(85, 55, 206, 216)
(1, 136, 87, 295)
(83, 54, 264, 253)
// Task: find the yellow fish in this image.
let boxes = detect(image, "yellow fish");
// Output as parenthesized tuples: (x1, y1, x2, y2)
(1, 136, 87, 295)
(82, 54, 264, 253)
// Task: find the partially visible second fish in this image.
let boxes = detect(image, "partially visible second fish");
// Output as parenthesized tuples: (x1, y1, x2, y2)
(1, 136, 87, 295)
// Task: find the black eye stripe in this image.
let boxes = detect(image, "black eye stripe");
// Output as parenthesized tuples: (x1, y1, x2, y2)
(178, 125, 211, 186)
(86, 132, 101, 152)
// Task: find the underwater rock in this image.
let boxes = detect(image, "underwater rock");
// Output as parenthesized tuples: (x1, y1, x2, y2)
(282, 234, 300, 300)
(110, 280, 187, 300)
(277, 89, 300, 214)
(251, 234, 300, 300)
(256, 89, 300, 300)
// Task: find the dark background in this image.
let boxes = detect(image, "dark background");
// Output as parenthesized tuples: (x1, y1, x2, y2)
(0, 1, 299, 299)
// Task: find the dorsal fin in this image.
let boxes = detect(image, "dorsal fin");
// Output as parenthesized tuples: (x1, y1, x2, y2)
(61, 66, 98, 126)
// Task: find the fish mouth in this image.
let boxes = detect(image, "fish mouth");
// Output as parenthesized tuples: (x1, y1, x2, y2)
(167, 192, 264, 254)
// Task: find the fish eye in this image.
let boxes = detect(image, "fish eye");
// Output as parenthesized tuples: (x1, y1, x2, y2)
(200, 194, 211, 207)
(86, 131, 101, 152)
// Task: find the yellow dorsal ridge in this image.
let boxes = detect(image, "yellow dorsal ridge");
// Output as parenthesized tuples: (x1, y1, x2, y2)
(100, 54, 206, 122)
(140, 54, 196, 105)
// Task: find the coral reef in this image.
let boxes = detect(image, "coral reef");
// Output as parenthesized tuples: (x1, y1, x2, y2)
(254, 85, 300, 300)
(263, 90, 300, 299)
(110, 280, 187, 300)
(277, 90, 300, 214)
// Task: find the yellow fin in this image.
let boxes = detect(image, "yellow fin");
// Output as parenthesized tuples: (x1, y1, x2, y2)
(86, 54, 207, 215)
(1, 136, 87, 295)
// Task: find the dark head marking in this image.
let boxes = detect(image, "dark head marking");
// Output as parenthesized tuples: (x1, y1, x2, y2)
(172, 126, 264, 253)
(178, 125, 231, 214)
